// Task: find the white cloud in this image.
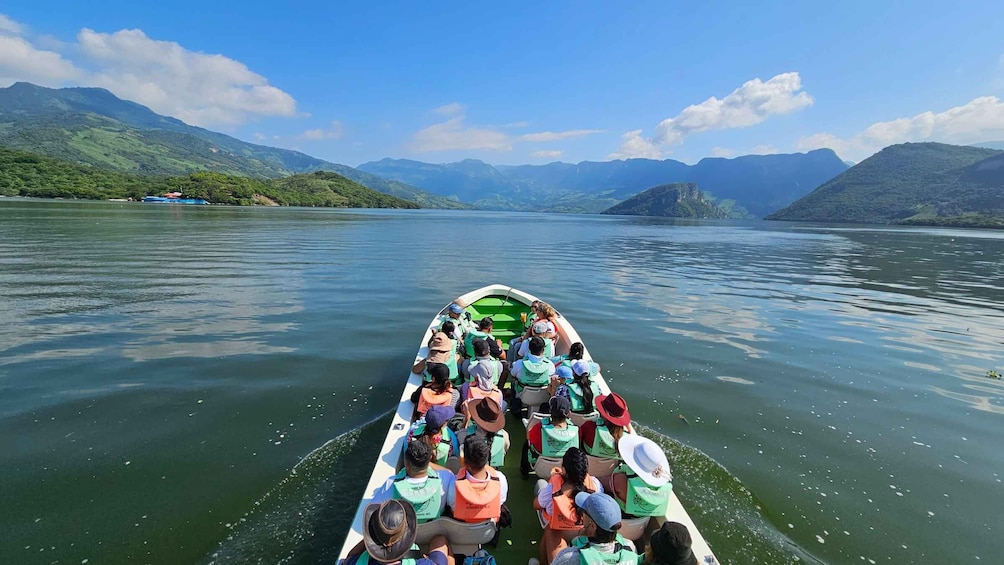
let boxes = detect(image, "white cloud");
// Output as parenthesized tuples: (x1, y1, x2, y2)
(0, 13, 25, 35)
(530, 149, 563, 159)
(710, 147, 733, 158)
(608, 129, 663, 160)
(0, 35, 81, 87)
(432, 102, 465, 117)
(252, 132, 266, 141)
(610, 72, 812, 159)
(749, 144, 779, 155)
(77, 28, 296, 127)
(520, 129, 604, 142)
(299, 120, 344, 141)
(411, 114, 512, 153)
(796, 96, 1004, 161)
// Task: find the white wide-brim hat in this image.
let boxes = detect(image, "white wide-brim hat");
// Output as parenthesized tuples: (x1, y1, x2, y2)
(617, 434, 672, 487)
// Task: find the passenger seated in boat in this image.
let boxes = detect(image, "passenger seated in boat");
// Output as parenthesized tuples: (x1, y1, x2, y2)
(566, 360, 602, 414)
(517, 321, 556, 359)
(459, 397, 509, 469)
(438, 302, 472, 342)
(511, 336, 556, 389)
(507, 300, 551, 360)
(580, 392, 632, 460)
(342, 499, 452, 565)
(463, 339, 505, 393)
(533, 447, 604, 564)
(412, 364, 460, 417)
(405, 406, 459, 468)
(551, 492, 639, 565)
(552, 342, 599, 377)
(523, 396, 578, 477)
(645, 522, 698, 565)
(412, 332, 461, 387)
(610, 435, 672, 518)
(463, 317, 498, 359)
(462, 366, 506, 413)
(372, 440, 455, 523)
(447, 435, 508, 523)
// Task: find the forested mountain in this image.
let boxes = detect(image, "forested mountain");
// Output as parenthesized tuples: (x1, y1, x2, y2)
(602, 183, 729, 218)
(359, 149, 848, 216)
(767, 143, 1004, 228)
(0, 147, 418, 208)
(0, 82, 462, 208)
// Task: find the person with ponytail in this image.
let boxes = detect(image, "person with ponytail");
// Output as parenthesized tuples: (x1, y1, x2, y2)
(532, 447, 604, 564)
(566, 360, 602, 414)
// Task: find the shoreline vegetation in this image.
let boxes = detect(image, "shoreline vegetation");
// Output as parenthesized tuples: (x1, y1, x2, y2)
(0, 148, 419, 209)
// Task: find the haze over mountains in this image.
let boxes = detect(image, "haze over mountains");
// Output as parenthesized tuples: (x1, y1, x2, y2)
(359, 150, 849, 216)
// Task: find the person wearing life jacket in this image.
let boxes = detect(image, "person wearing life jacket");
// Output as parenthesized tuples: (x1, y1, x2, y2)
(579, 392, 631, 462)
(518, 320, 556, 360)
(523, 395, 578, 479)
(460, 397, 509, 468)
(372, 440, 455, 523)
(566, 360, 603, 414)
(464, 317, 501, 359)
(463, 338, 505, 394)
(532, 447, 604, 565)
(342, 499, 452, 565)
(644, 522, 698, 565)
(447, 434, 508, 523)
(411, 364, 459, 417)
(610, 435, 672, 518)
(552, 342, 600, 378)
(438, 302, 472, 344)
(550, 492, 639, 565)
(413, 331, 461, 387)
(405, 405, 459, 468)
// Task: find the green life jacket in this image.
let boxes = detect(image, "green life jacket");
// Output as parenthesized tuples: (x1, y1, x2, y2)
(566, 381, 602, 413)
(468, 357, 501, 386)
(615, 463, 671, 517)
(541, 420, 579, 458)
(542, 337, 554, 359)
(464, 425, 506, 468)
(392, 468, 444, 522)
(464, 329, 494, 358)
(571, 534, 639, 565)
(587, 422, 620, 460)
(355, 544, 422, 565)
(519, 357, 552, 387)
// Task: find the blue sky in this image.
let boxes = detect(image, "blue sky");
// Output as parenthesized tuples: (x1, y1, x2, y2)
(1, 1, 1003, 166)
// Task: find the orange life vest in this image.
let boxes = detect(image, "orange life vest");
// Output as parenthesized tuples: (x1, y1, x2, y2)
(545, 473, 594, 531)
(417, 387, 452, 415)
(452, 467, 502, 522)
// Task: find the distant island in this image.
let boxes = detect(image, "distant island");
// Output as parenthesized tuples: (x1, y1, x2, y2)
(602, 183, 729, 218)
(768, 142, 1004, 228)
(0, 147, 419, 208)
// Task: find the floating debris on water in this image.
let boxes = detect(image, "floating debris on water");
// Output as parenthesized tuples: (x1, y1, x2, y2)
(986, 370, 1001, 380)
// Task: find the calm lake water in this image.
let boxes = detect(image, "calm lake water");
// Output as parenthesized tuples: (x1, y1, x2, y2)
(2, 199, 1002, 565)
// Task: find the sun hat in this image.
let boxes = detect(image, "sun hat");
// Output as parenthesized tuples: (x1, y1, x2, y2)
(425, 405, 455, 431)
(573, 492, 622, 532)
(595, 392, 631, 427)
(532, 320, 550, 334)
(556, 365, 573, 381)
(618, 434, 672, 487)
(571, 360, 592, 377)
(469, 397, 505, 433)
(362, 499, 418, 563)
(650, 521, 697, 565)
(448, 303, 464, 314)
(426, 332, 452, 364)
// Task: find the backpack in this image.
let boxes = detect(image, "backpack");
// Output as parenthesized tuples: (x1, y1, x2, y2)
(463, 549, 497, 565)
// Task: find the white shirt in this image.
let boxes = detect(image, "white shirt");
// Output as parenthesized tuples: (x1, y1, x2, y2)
(536, 475, 604, 517)
(445, 467, 509, 508)
(510, 354, 557, 378)
(371, 469, 456, 517)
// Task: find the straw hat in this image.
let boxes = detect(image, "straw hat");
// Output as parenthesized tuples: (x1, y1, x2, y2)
(617, 434, 672, 487)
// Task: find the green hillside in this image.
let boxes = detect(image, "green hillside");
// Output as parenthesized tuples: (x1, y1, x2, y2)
(602, 183, 730, 218)
(0, 82, 462, 208)
(0, 147, 418, 208)
(767, 143, 1004, 228)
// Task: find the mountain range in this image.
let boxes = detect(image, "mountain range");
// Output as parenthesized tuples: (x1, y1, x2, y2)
(0, 82, 465, 209)
(602, 183, 729, 218)
(768, 142, 1004, 227)
(359, 149, 849, 216)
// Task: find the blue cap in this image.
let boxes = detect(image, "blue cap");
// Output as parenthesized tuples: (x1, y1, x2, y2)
(448, 303, 464, 314)
(572, 360, 592, 377)
(556, 365, 573, 380)
(574, 492, 622, 531)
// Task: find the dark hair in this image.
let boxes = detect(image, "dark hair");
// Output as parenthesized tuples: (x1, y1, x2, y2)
(574, 371, 594, 412)
(478, 317, 493, 331)
(568, 342, 584, 360)
(549, 397, 569, 424)
(473, 338, 490, 357)
(440, 320, 456, 339)
(405, 439, 432, 469)
(464, 434, 490, 471)
(528, 336, 545, 356)
(602, 417, 626, 444)
(591, 522, 620, 543)
(428, 363, 451, 394)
